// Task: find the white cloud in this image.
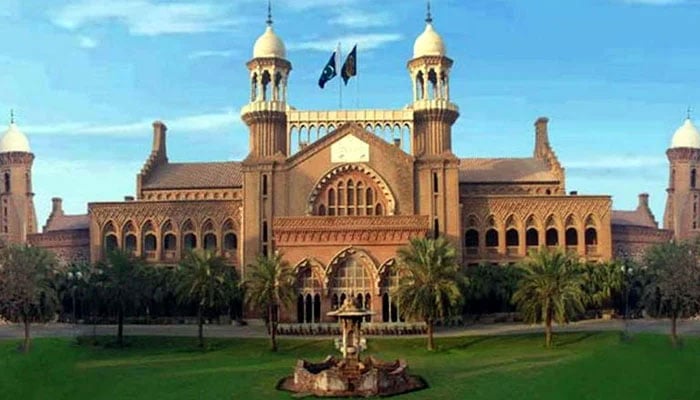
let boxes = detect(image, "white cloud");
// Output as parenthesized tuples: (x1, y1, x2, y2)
(77, 35, 98, 49)
(188, 50, 235, 60)
(52, 0, 241, 36)
(565, 155, 666, 169)
(25, 109, 241, 136)
(277, 0, 358, 11)
(329, 10, 391, 29)
(288, 33, 403, 52)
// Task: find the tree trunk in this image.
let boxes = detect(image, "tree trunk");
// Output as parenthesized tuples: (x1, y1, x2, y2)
(117, 306, 124, 347)
(198, 305, 204, 348)
(545, 309, 553, 348)
(269, 305, 277, 352)
(671, 315, 678, 347)
(23, 317, 31, 353)
(427, 320, 435, 351)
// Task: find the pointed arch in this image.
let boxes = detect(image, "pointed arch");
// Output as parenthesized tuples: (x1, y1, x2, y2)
(308, 163, 397, 216)
(326, 247, 380, 296)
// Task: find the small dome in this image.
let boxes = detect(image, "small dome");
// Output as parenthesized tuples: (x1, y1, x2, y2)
(413, 23, 446, 58)
(0, 123, 31, 153)
(253, 26, 286, 59)
(670, 118, 700, 149)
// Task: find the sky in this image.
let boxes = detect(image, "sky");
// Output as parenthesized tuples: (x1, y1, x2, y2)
(1, 0, 699, 227)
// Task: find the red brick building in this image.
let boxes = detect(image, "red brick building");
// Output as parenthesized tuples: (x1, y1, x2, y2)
(3, 13, 679, 323)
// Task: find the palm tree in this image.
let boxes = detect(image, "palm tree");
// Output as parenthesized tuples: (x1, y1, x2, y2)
(0, 245, 58, 352)
(582, 260, 624, 316)
(242, 252, 296, 352)
(98, 249, 147, 347)
(512, 247, 586, 348)
(175, 249, 238, 348)
(394, 236, 463, 351)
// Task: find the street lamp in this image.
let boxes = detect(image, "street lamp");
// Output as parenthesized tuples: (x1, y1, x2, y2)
(66, 269, 83, 324)
(621, 262, 634, 338)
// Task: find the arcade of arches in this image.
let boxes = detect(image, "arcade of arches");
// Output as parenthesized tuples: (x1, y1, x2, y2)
(292, 252, 403, 324)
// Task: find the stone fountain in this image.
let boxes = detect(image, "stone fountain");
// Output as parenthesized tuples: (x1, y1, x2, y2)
(277, 297, 426, 397)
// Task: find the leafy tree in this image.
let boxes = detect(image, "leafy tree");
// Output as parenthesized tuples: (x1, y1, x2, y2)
(242, 252, 295, 352)
(175, 250, 239, 348)
(463, 263, 521, 316)
(97, 249, 148, 346)
(512, 247, 586, 348)
(394, 236, 464, 351)
(581, 260, 624, 315)
(0, 245, 59, 352)
(643, 240, 700, 346)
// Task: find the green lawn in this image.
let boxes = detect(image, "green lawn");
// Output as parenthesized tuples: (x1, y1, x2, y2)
(1, 332, 699, 399)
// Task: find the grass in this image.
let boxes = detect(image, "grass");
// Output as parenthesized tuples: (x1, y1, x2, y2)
(1, 332, 699, 399)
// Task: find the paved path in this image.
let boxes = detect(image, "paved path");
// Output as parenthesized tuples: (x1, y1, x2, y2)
(2, 318, 699, 340)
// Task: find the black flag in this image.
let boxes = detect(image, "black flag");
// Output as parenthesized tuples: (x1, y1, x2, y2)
(341, 45, 357, 85)
(318, 51, 337, 88)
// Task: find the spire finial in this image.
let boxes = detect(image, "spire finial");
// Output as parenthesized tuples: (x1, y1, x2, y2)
(9, 109, 14, 124)
(426, 1, 433, 24)
(266, 0, 273, 26)
(687, 106, 693, 120)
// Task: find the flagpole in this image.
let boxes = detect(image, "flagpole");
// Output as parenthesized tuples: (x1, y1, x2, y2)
(338, 42, 343, 109)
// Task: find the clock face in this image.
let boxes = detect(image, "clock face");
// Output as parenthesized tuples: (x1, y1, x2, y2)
(331, 135, 369, 163)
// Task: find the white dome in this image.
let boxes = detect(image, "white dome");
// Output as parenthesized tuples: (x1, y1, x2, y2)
(670, 118, 700, 149)
(253, 26, 286, 59)
(413, 23, 446, 58)
(0, 123, 31, 153)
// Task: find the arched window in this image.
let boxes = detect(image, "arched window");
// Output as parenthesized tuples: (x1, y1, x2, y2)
(381, 266, 401, 323)
(506, 229, 519, 247)
(375, 203, 384, 215)
(164, 233, 177, 251)
(565, 228, 578, 246)
(464, 229, 479, 247)
(105, 234, 118, 252)
(261, 70, 271, 101)
(526, 228, 539, 247)
(485, 229, 498, 247)
(184, 233, 197, 250)
(347, 180, 355, 215)
(416, 71, 425, 100)
(546, 228, 558, 246)
(204, 233, 217, 251)
(124, 234, 137, 252)
(692, 168, 697, 189)
(143, 233, 157, 252)
(224, 232, 238, 250)
(585, 228, 598, 245)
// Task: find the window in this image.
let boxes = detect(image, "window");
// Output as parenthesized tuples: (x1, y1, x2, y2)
(262, 174, 268, 196)
(184, 233, 197, 250)
(433, 172, 439, 193)
(485, 229, 498, 247)
(204, 233, 217, 251)
(224, 233, 238, 250)
(124, 234, 137, 252)
(164, 233, 177, 251)
(143, 233, 157, 251)
(692, 169, 697, 189)
(506, 229, 519, 247)
(546, 228, 558, 246)
(526, 228, 539, 247)
(314, 174, 386, 217)
(585, 228, 597, 245)
(3, 172, 9, 193)
(465, 229, 479, 247)
(565, 228, 578, 246)
(105, 234, 118, 252)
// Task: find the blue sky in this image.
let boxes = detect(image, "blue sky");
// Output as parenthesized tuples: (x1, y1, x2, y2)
(1, 0, 699, 227)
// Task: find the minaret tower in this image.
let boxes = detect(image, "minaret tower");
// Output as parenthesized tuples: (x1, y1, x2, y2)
(409, 3, 461, 253)
(664, 113, 700, 240)
(0, 111, 38, 245)
(241, 1, 291, 159)
(241, 2, 291, 268)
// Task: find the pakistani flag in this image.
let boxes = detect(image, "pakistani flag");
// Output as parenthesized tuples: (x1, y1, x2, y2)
(318, 51, 337, 89)
(341, 45, 357, 85)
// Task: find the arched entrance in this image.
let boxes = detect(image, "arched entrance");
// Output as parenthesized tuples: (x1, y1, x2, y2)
(295, 261, 323, 324)
(328, 250, 376, 322)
